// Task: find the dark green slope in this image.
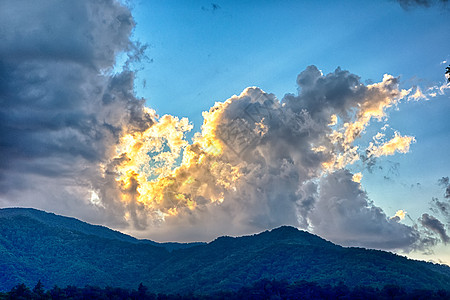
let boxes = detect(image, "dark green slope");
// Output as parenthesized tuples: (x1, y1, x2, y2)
(0, 208, 140, 244)
(1, 208, 449, 294)
(148, 226, 450, 293)
(0, 208, 204, 251)
(0, 212, 170, 290)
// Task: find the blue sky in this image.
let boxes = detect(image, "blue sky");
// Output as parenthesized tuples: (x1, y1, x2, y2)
(131, 1, 449, 122)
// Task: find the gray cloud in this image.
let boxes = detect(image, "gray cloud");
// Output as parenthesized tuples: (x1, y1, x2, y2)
(0, 0, 133, 68)
(431, 197, 450, 218)
(438, 176, 450, 199)
(308, 169, 419, 250)
(0, 0, 155, 227)
(427, 177, 450, 230)
(420, 213, 449, 244)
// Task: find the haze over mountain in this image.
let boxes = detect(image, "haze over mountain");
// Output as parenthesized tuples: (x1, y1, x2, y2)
(1, 208, 449, 294)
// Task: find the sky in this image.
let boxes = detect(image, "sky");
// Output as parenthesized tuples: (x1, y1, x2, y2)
(1, 0, 450, 265)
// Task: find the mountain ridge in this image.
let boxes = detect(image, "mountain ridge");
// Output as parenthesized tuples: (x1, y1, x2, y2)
(0, 207, 204, 251)
(0, 207, 449, 293)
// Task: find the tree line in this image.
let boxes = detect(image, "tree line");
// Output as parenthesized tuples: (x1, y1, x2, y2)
(1, 279, 449, 300)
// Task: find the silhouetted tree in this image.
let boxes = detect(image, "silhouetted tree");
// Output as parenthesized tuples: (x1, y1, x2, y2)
(446, 65, 450, 82)
(32, 280, 45, 298)
(9, 283, 33, 300)
(64, 285, 79, 298)
(5, 280, 450, 299)
(134, 282, 158, 299)
(437, 289, 450, 299)
(333, 281, 350, 298)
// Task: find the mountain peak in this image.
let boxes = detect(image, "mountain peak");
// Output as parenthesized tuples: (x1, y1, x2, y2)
(268, 225, 307, 238)
(257, 225, 335, 247)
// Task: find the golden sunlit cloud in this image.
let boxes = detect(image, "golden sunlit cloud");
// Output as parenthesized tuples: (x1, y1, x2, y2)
(391, 210, 407, 221)
(322, 74, 413, 172)
(367, 131, 416, 157)
(352, 172, 363, 183)
(408, 87, 427, 101)
(97, 68, 426, 238)
(106, 100, 243, 219)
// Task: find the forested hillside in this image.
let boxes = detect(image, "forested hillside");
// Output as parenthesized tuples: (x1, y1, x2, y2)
(1, 208, 449, 294)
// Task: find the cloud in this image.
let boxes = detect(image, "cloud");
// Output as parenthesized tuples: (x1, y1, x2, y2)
(352, 172, 363, 183)
(420, 213, 449, 244)
(308, 170, 418, 250)
(366, 131, 415, 158)
(0, 0, 156, 226)
(109, 65, 427, 251)
(426, 80, 450, 98)
(438, 176, 450, 199)
(408, 87, 427, 101)
(431, 197, 450, 218)
(391, 209, 407, 221)
(427, 177, 450, 228)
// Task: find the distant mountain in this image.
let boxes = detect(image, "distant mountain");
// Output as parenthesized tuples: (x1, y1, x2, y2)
(0, 207, 449, 294)
(0, 208, 140, 243)
(0, 208, 204, 251)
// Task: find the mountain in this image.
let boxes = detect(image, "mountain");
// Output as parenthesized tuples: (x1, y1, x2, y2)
(0, 208, 140, 244)
(0, 208, 204, 251)
(0, 208, 449, 294)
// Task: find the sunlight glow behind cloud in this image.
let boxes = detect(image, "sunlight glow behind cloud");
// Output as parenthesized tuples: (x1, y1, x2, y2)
(96, 65, 429, 251)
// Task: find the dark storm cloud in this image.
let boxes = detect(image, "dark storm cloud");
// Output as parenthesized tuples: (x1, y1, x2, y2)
(420, 213, 449, 243)
(0, 0, 133, 68)
(0, 0, 155, 226)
